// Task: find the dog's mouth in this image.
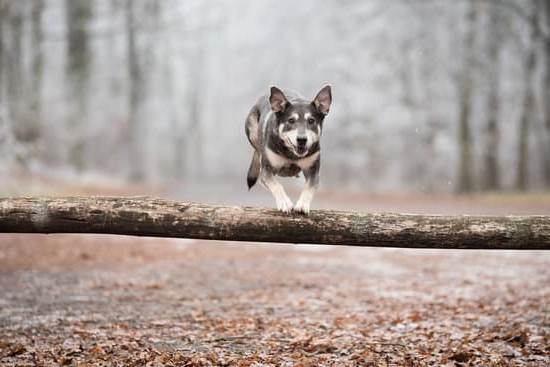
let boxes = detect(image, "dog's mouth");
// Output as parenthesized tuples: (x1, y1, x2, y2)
(283, 137, 308, 157)
(295, 145, 308, 156)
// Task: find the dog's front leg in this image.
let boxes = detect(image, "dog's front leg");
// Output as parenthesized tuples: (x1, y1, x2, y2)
(260, 172, 293, 213)
(294, 162, 320, 215)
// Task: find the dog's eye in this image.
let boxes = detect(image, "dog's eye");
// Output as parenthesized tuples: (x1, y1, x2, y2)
(307, 118, 315, 125)
(288, 118, 296, 124)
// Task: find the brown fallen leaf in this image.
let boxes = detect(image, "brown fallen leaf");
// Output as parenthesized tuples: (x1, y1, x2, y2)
(2, 343, 26, 357)
(57, 356, 73, 366)
(449, 351, 473, 363)
(505, 331, 529, 348)
(89, 345, 105, 356)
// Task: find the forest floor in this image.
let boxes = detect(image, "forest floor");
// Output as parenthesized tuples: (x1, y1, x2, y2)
(1, 175, 549, 366)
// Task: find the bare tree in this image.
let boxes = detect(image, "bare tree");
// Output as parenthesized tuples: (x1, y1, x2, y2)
(5, 2, 23, 133)
(126, 0, 145, 181)
(541, 0, 550, 187)
(0, 1, 7, 112)
(0, 0, 14, 171)
(185, 36, 207, 179)
(3, 1, 38, 168)
(29, 0, 45, 156)
(456, 1, 478, 193)
(516, 2, 539, 191)
(481, 2, 503, 191)
(65, 0, 92, 171)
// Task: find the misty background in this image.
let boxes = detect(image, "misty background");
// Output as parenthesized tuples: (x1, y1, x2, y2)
(0, 0, 549, 197)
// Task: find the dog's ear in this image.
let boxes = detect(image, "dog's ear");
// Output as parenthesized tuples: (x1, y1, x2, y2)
(313, 85, 332, 115)
(269, 86, 288, 112)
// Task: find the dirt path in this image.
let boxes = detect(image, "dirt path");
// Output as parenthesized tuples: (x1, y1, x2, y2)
(1, 233, 549, 366)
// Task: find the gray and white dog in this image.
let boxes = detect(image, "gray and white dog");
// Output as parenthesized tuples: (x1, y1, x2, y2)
(245, 86, 332, 214)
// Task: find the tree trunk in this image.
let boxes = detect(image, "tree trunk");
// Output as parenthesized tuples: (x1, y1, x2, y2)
(516, 6, 538, 191)
(0, 197, 549, 250)
(0, 1, 6, 108)
(27, 0, 45, 161)
(126, 0, 145, 182)
(0, 1, 14, 170)
(30, 0, 44, 127)
(482, 3, 502, 191)
(456, 2, 477, 194)
(6, 2, 23, 134)
(542, 0, 550, 187)
(173, 119, 188, 180)
(65, 0, 92, 171)
(187, 43, 205, 178)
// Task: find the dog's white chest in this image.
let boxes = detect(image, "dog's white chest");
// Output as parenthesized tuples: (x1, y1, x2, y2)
(265, 148, 319, 171)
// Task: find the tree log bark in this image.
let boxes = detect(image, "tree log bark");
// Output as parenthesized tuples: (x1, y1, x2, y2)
(0, 197, 549, 250)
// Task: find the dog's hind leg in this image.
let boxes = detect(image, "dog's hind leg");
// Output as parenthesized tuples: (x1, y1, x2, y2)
(260, 171, 293, 213)
(245, 105, 261, 151)
(247, 151, 261, 189)
(245, 105, 262, 189)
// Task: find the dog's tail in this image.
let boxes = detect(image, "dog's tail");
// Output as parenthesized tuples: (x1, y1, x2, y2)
(247, 151, 261, 190)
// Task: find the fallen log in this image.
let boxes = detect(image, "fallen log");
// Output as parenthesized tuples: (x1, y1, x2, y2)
(0, 196, 548, 249)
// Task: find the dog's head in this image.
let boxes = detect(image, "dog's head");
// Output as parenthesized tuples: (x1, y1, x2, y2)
(269, 85, 332, 158)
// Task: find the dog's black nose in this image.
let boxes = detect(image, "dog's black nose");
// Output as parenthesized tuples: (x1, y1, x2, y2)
(297, 137, 307, 146)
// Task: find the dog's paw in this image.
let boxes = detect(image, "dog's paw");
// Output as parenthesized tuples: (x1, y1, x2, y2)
(293, 200, 310, 215)
(276, 196, 294, 214)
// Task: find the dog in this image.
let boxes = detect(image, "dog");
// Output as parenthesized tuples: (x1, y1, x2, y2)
(245, 85, 332, 214)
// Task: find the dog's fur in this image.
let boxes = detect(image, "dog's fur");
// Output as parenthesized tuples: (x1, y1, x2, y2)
(245, 86, 332, 214)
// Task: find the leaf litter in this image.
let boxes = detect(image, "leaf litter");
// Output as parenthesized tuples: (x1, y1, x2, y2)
(0, 234, 549, 366)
